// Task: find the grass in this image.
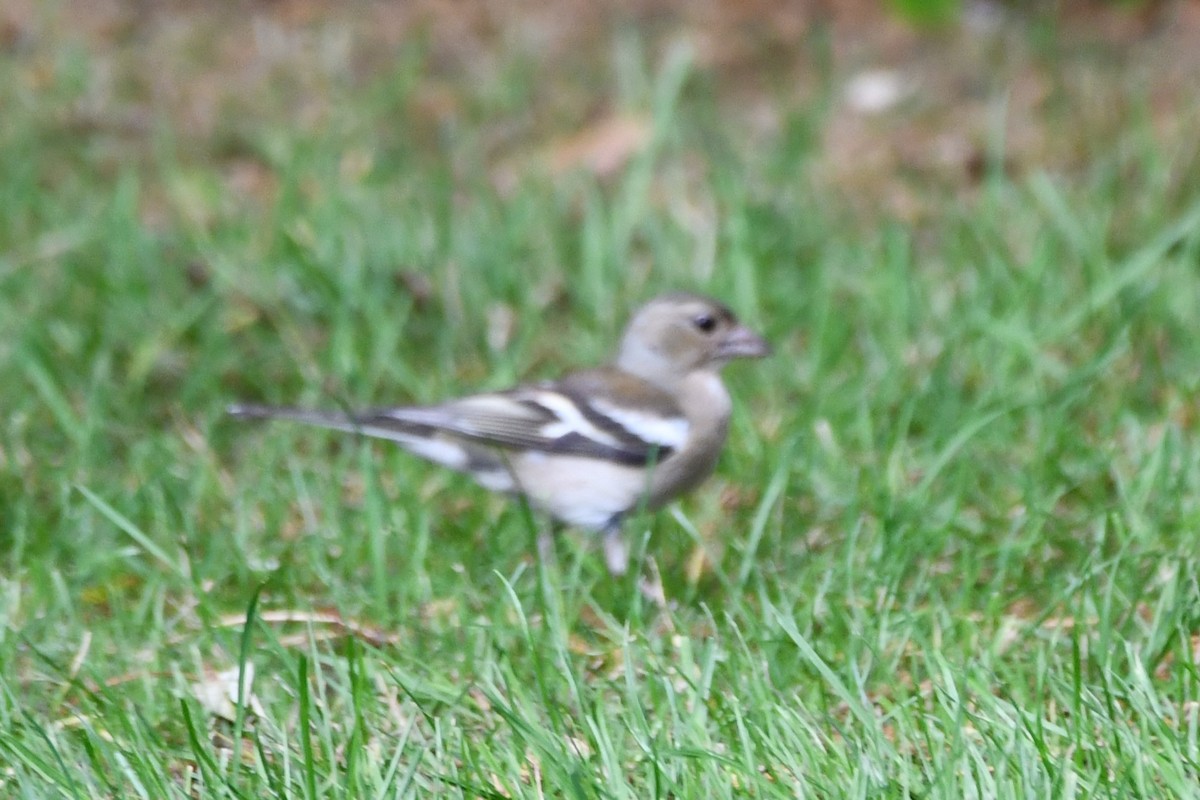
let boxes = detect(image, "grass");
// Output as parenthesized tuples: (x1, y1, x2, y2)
(3, 9, 1200, 798)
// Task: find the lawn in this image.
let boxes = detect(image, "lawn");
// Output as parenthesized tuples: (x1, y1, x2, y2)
(3, 2, 1200, 797)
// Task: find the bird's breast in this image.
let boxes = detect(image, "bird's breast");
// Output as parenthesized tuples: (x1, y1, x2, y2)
(647, 371, 733, 504)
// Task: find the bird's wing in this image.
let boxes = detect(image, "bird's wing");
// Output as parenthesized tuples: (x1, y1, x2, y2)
(354, 371, 689, 467)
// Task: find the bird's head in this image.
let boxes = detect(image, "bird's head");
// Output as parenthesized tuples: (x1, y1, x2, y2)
(616, 293, 770, 386)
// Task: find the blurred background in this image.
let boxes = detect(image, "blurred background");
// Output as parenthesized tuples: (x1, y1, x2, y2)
(7, 0, 1198, 224)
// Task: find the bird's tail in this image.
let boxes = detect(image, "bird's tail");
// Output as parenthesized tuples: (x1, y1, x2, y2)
(227, 403, 473, 472)
(226, 403, 365, 435)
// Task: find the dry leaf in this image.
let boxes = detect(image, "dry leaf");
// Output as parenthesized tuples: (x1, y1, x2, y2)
(193, 664, 263, 722)
(547, 114, 652, 178)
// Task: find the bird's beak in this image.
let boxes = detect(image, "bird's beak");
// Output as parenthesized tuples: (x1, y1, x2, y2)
(718, 324, 772, 359)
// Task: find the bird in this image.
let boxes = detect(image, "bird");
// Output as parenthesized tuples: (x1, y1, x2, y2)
(228, 292, 770, 575)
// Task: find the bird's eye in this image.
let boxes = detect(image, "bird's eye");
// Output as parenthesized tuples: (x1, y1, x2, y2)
(693, 313, 717, 333)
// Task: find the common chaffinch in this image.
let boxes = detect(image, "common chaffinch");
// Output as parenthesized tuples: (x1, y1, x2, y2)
(229, 292, 770, 575)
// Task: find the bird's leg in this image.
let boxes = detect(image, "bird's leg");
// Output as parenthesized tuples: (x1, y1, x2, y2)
(537, 521, 564, 569)
(638, 557, 668, 609)
(604, 518, 666, 606)
(602, 517, 629, 576)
